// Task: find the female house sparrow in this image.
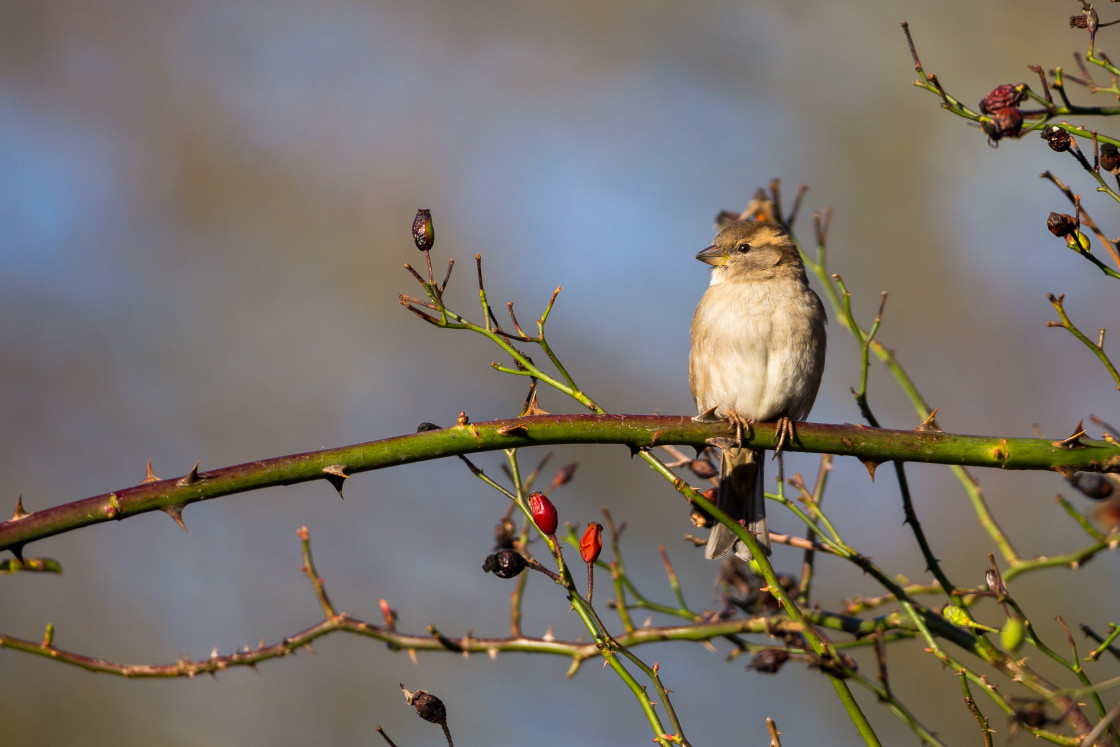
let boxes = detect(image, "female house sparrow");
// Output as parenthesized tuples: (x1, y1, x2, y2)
(689, 221, 827, 561)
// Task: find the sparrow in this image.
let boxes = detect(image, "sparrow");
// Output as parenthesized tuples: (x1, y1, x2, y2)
(689, 220, 827, 561)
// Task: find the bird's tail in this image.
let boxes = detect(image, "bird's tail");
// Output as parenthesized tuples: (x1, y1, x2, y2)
(705, 447, 770, 561)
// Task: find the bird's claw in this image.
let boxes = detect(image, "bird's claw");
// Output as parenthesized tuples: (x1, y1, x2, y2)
(726, 411, 751, 451)
(773, 415, 797, 458)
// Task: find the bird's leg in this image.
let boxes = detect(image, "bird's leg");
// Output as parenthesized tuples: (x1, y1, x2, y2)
(773, 415, 797, 457)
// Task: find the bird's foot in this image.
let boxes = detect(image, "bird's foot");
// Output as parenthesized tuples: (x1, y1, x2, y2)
(695, 407, 753, 452)
(726, 410, 752, 450)
(773, 415, 798, 458)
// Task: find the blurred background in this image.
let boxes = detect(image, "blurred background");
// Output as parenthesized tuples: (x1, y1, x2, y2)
(2, 1, 1119, 744)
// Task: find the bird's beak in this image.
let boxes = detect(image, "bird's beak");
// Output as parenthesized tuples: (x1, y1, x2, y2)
(695, 244, 727, 266)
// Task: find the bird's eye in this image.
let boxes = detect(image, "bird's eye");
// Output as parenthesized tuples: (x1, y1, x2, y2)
(736, 242, 751, 254)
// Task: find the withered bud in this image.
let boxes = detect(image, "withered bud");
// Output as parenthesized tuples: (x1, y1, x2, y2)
(1041, 125, 1072, 152)
(984, 569, 1008, 599)
(1046, 212, 1078, 237)
(412, 209, 434, 252)
(493, 516, 517, 550)
(689, 458, 718, 479)
(550, 462, 578, 488)
(982, 107, 1023, 142)
(758, 574, 798, 615)
(482, 549, 527, 579)
(1014, 701, 1049, 729)
(715, 210, 743, 228)
(401, 685, 448, 725)
(689, 487, 718, 528)
(749, 648, 790, 674)
(1069, 472, 1116, 500)
(1070, 15, 1090, 29)
(1100, 142, 1120, 175)
(979, 84, 1025, 115)
(811, 651, 858, 678)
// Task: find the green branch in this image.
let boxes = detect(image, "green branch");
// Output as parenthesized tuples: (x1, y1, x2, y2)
(2, 414, 1116, 555)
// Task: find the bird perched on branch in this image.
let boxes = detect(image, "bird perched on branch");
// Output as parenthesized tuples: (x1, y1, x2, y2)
(689, 220, 827, 561)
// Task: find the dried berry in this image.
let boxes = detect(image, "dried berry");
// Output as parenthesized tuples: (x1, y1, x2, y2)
(579, 522, 604, 564)
(401, 685, 448, 725)
(412, 209, 434, 252)
(982, 107, 1023, 142)
(689, 458, 718, 479)
(1046, 212, 1077, 238)
(493, 515, 517, 550)
(749, 648, 790, 674)
(979, 84, 1025, 114)
(528, 492, 558, 535)
(1069, 472, 1116, 500)
(1014, 701, 1049, 729)
(812, 652, 858, 678)
(550, 462, 578, 488)
(1041, 125, 1072, 152)
(689, 487, 718, 528)
(482, 549, 527, 579)
(1100, 142, 1120, 175)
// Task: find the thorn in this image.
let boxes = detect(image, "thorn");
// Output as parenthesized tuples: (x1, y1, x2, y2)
(162, 504, 189, 532)
(176, 461, 202, 487)
(322, 465, 349, 499)
(1053, 465, 1078, 480)
(1053, 420, 1087, 450)
(10, 494, 29, 521)
(704, 437, 740, 457)
(913, 409, 942, 432)
(10, 543, 25, 563)
(861, 460, 883, 481)
(143, 460, 160, 483)
(692, 405, 722, 423)
(521, 389, 549, 416)
(497, 423, 529, 436)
